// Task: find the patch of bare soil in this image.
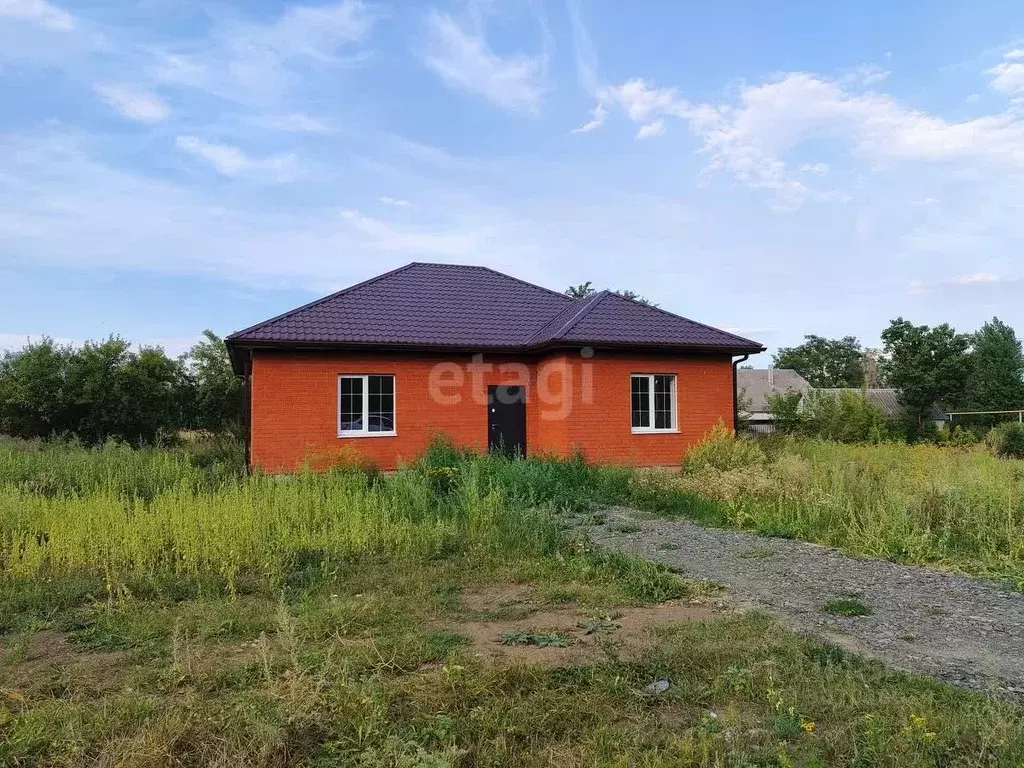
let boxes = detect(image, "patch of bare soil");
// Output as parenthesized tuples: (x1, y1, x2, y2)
(1, 630, 126, 699)
(455, 587, 718, 667)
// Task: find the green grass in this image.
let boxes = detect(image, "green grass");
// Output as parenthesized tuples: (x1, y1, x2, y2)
(1, 437, 1024, 765)
(641, 430, 1024, 588)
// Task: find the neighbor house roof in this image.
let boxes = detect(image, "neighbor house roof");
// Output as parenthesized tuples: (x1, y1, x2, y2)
(227, 262, 764, 369)
(737, 368, 812, 414)
(814, 388, 949, 421)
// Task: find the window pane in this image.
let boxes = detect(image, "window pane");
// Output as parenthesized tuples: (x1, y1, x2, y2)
(340, 376, 363, 431)
(631, 376, 650, 428)
(654, 375, 674, 430)
(368, 375, 394, 432)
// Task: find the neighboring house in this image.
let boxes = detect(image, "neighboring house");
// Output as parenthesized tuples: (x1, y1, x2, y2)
(737, 368, 812, 432)
(814, 388, 949, 429)
(225, 263, 764, 471)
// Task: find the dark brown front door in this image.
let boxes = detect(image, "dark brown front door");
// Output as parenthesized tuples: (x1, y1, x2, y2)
(487, 385, 526, 458)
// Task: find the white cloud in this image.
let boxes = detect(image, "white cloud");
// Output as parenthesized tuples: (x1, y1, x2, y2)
(570, 102, 607, 134)
(800, 162, 830, 175)
(987, 55, 1024, 94)
(1004, 49, 1024, 60)
(423, 10, 548, 113)
(94, 83, 170, 123)
(598, 78, 691, 123)
(911, 197, 940, 206)
(565, 0, 599, 95)
(840, 63, 890, 87)
(0, 0, 73, 31)
(378, 195, 411, 207)
(152, 1, 375, 105)
(909, 272, 1017, 294)
(953, 272, 1010, 285)
(340, 208, 482, 256)
(587, 70, 1024, 209)
(175, 136, 296, 179)
(262, 113, 336, 134)
(636, 119, 666, 139)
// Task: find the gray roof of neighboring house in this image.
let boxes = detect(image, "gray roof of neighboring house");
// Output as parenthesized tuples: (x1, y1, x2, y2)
(227, 263, 765, 369)
(814, 388, 949, 421)
(737, 368, 812, 413)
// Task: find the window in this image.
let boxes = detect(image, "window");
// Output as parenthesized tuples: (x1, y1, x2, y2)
(631, 374, 676, 432)
(339, 375, 395, 436)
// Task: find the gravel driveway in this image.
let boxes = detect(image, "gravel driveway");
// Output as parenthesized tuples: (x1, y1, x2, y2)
(587, 508, 1024, 699)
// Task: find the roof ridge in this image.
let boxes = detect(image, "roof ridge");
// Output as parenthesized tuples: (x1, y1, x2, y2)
(227, 262, 419, 340)
(547, 290, 610, 342)
(608, 291, 765, 349)
(473, 264, 577, 302)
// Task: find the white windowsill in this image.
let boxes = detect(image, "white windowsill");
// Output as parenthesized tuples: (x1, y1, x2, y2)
(631, 428, 680, 435)
(338, 431, 398, 439)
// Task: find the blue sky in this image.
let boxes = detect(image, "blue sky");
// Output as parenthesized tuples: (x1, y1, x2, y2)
(1, 0, 1023, 360)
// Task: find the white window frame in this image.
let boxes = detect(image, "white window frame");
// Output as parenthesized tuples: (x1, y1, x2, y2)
(338, 374, 397, 438)
(630, 373, 678, 434)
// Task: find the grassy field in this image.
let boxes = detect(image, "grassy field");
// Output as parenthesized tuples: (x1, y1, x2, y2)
(662, 427, 1024, 588)
(2, 439, 1024, 766)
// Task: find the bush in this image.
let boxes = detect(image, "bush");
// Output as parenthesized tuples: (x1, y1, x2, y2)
(683, 421, 766, 473)
(986, 421, 1024, 459)
(768, 390, 892, 444)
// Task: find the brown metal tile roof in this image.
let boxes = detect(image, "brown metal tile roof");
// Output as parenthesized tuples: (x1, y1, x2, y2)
(227, 262, 764, 357)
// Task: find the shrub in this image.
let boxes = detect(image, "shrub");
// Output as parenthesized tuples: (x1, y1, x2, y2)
(683, 421, 766, 473)
(769, 390, 892, 444)
(986, 421, 1024, 459)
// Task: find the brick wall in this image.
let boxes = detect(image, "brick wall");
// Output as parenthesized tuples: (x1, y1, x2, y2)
(249, 349, 735, 471)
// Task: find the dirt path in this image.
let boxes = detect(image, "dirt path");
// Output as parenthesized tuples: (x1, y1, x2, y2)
(586, 508, 1024, 699)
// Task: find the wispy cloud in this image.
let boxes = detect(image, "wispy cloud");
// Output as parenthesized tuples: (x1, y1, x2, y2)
(378, 196, 411, 207)
(987, 49, 1024, 94)
(909, 272, 1017, 294)
(800, 162, 830, 176)
(636, 119, 666, 139)
(153, 1, 376, 105)
(94, 83, 171, 124)
(0, 0, 74, 31)
(911, 197, 940, 206)
(570, 102, 606, 133)
(580, 67, 1024, 210)
(261, 113, 336, 134)
(423, 9, 548, 114)
(175, 136, 296, 179)
(565, 0, 599, 95)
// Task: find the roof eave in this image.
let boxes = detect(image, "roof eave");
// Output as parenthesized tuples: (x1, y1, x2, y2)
(226, 336, 766, 374)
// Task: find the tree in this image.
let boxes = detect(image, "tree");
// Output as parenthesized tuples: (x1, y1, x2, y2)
(0, 337, 73, 439)
(614, 289, 659, 307)
(63, 337, 188, 444)
(565, 282, 595, 299)
(880, 319, 972, 438)
(773, 335, 865, 388)
(184, 330, 245, 435)
(564, 282, 658, 306)
(966, 318, 1024, 411)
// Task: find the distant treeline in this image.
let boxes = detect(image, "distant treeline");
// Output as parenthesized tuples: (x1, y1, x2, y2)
(0, 331, 243, 444)
(773, 317, 1024, 440)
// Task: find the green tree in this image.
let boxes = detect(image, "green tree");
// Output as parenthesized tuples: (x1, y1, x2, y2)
(565, 282, 595, 299)
(565, 282, 658, 306)
(63, 337, 188, 444)
(773, 335, 865, 388)
(0, 337, 73, 438)
(966, 318, 1024, 411)
(880, 319, 972, 438)
(184, 330, 245, 434)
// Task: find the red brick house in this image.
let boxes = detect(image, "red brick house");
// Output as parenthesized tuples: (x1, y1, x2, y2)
(226, 263, 764, 471)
